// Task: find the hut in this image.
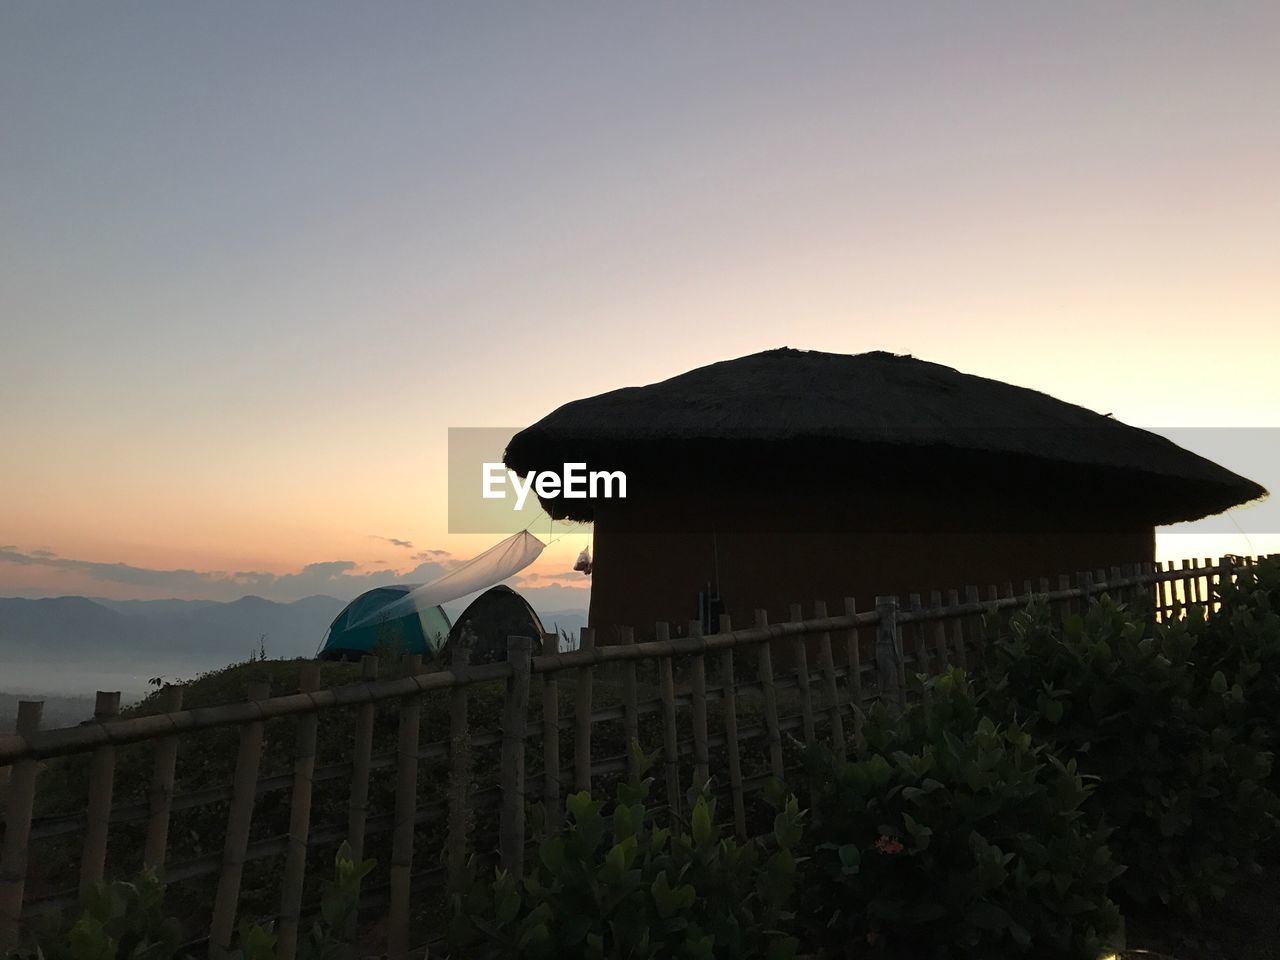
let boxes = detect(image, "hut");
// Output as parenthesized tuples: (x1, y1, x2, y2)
(504, 348, 1266, 641)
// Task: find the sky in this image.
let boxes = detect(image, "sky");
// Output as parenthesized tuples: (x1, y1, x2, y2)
(1, 2, 1277, 606)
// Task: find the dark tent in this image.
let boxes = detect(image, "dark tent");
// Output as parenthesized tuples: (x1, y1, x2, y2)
(318, 585, 451, 661)
(442, 585, 545, 665)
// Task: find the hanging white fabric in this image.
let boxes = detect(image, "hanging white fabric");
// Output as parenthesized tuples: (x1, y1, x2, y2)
(347, 530, 545, 628)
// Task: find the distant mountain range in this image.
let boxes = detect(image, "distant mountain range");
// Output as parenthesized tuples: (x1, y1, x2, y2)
(0, 593, 589, 699)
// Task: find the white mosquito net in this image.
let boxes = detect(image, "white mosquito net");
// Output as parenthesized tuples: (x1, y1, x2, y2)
(346, 531, 545, 629)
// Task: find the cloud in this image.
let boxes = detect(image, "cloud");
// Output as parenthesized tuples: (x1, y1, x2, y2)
(0, 547, 453, 603)
(372, 536, 415, 549)
(412, 549, 449, 561)
(515, 570, 592, 588)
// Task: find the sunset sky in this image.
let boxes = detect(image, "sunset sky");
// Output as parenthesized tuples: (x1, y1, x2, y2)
(2, 2, 1277, 606)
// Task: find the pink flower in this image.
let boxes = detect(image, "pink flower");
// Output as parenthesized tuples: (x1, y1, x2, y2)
(874, 835, 904, 855)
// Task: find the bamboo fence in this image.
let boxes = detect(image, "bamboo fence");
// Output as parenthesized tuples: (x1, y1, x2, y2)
(0, 555, 1268, 958)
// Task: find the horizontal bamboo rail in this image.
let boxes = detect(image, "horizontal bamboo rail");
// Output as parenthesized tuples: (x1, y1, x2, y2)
(0, 554, 1268, 956)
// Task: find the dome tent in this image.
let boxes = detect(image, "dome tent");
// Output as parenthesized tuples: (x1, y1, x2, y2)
(442, 585, 546, 665)
(318, 585, 451, 661)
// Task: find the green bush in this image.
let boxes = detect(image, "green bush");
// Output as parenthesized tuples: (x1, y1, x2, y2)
(1192, 557, 1280, 791)
(981, 596, 1275, 911)
(800, 670, 1122, 960)
(11, 843, 373, 960)
(449, 747, 804, 960)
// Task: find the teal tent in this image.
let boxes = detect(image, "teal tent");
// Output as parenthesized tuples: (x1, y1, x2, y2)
(318, 585, 451, 661)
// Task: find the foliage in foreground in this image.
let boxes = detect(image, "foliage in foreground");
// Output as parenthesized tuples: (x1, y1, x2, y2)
(980, 596, 1275, 912)
(1193, 558, 1280, 796)
(11, 843, 372, 960)
(449, 747, 804, 960)
(801, 670, 1122, 960)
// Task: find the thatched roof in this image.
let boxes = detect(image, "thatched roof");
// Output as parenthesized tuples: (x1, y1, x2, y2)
(504, 348, 1266, 525)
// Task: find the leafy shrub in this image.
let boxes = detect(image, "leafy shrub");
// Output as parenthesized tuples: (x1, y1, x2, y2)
(1192, 557, 1280, 791)
(12, 843, 373, 960)
(981, 596, 1275, 911)
(449, 747, 803, 960)
(801, 669, 1122, 960)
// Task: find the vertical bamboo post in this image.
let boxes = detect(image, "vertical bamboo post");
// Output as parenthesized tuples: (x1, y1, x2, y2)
(387, 655, 424, 960)
(963, 585, 981, 657)
(277, 663, 322, 960)
(574, 627, 595, 794)
(910, 595, 930, 704)
(1055, 573, 1072, 618)
(930, 591, 949, 669)
(718, 614, 747, 839)
(789, 604, 816, 748)
(0, 700, 42, 954)
(620, 626, 640, 772)
(541, 635, 561, 829)
(500, 637, 532, 875)
(844, 598, 863, 707)
(143, 684, 184, 873)
(814, 601, 845, 761)
(1078, 572, 1094, 619)
(875, 597, 903, 712)
(446, 637, 472, 895)
(755, 610, 785, 781)
(80, 691, 121, 897)
(1218, 556, 1232, 614)
(688, 621, 710, 790)
(656, 623, 681, 819)
(949, 589, 967, 670)
(347, 655, 378, 869)
(209, 680, 271, 959)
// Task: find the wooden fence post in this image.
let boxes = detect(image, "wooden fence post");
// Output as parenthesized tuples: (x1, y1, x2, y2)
(962, 585, 982, 658)
(755, 610, 785, 782)
(541, 633, 562, 829)
(789, 604, 816, 749)
(278, 663, 322, 960)
(718, 615, 747, 839)
(929, 591, 949, 670)
(80, 691, 121, 897)
(446, 636, 473, 895)
(909, 595, 931, 706)
(688, 621, 710, 791)
(387, 655, 425, 960)
(620, 626, 640, 774)
(346, 655, 378, 876)
(500, 636, 533, 876)
(948, 589, 967, 670)
(574, 627, 595, 794)
(843, 597, 863, 703)
(143, 684, 184, 872)
(875, 597, 903, 713)
(814, 601, 845, 762)
(210, 680, 271, 959)
(0, 700, 42, 954)
(656, 622, 682, 821)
